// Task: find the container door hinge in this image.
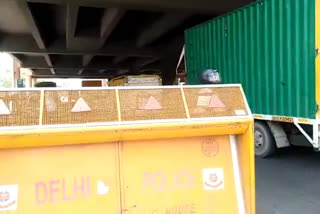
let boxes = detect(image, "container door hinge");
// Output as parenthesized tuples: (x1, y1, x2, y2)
(316, 48, 319, 57)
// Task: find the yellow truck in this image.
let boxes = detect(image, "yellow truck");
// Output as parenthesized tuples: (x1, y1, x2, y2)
(0, 85, 254, 213)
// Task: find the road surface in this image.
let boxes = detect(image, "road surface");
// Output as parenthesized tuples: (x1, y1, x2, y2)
(256, 147, 320, 214)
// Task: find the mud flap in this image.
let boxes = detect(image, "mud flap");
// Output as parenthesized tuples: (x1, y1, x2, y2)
(267, 122, 290, 148)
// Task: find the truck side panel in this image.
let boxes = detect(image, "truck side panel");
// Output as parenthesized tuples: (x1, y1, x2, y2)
(185, 0, 316, 119)
(316, 0, 320, 119)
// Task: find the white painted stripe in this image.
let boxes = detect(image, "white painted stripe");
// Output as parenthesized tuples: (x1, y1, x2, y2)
(312, 123, 319, 148)
(176, 45, 185, 73)
(230, 135, 246, 214)
(293, 121, 313, 145)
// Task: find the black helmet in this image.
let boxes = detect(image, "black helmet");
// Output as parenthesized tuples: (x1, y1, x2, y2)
(199, 69, 221, 84)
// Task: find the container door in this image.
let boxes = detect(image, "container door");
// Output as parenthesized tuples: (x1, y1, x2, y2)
(121, 136, 240, 214)
(0, 143, 120, 214)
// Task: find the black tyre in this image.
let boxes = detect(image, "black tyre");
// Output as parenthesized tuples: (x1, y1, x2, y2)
(254, 121, 277, 158)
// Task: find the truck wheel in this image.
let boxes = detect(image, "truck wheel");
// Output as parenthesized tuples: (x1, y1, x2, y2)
(254, 121, 276, 158)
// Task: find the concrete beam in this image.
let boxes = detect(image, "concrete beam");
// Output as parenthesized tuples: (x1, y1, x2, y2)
(129, 60, 160, 74)
(66, 3, 79, 49)
(20, 56, 53, 68)
(136, 13, 191, 47)
(113, 56, 128, 64)
(113, 13, 186, 64)
(22, 60, 129, 70)
(139, 57, 160, 67)
(15, 0, 55, 74)
(32, 72, 110, 78)
(29, 65, 128, 69)
(32, 68, 131, 78)
(33, 68, 116, 74)
(15, 1, 46, 49)
(0, 36, 159, 57)
(10, 54, 24, 64)
(66, 7, 101, 51)
(82, 54, 94, 66)
(98, 69, 107, 73)
(44, 55, 55, 75)
(100, 8, 125, 47)
(77, 69, 85, 75)
(78, 8, 125, 75)
(32, 75, 109, 79)
(77, 54, 94, 74)
(27, 0, 253, 14)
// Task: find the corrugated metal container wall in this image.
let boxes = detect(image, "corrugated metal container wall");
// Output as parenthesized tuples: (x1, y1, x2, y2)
(185, 0, 316, 119)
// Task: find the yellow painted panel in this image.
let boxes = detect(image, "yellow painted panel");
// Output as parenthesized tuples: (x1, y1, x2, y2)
(0, 143, 120, 213)
(238, 123, 255, 214)
(121, 136, 251, 214)
(0, 86, 254, 213)
(298, 118, 310, 124)
(0, 123, 254, 213)
(253, 115, 263, 119)
(0, 120, 251, 150)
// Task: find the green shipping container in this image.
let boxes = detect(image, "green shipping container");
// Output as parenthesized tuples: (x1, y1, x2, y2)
(185, 0, 320, 119)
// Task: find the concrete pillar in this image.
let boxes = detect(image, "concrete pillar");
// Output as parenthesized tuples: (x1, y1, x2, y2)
(25, 76, 32, 88)
(13, 60, 20, 88)
(32, 78, 36, 88)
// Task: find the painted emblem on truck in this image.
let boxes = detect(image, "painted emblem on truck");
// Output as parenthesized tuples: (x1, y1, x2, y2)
(202, 138, 219, 157)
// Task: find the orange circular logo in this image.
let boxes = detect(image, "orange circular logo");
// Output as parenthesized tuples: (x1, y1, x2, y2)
(209, 173, 218, 183)
(0, 192, 9, 202)
(202, 138, 219, 157)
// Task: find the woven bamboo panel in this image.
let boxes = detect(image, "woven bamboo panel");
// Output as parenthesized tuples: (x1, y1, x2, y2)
(118, 88, 187, 121)
(0, 91, 40, 126)
(183, 87, 248, 118)
(43, 90, 118, 125)
(0, 86, 248, 127)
